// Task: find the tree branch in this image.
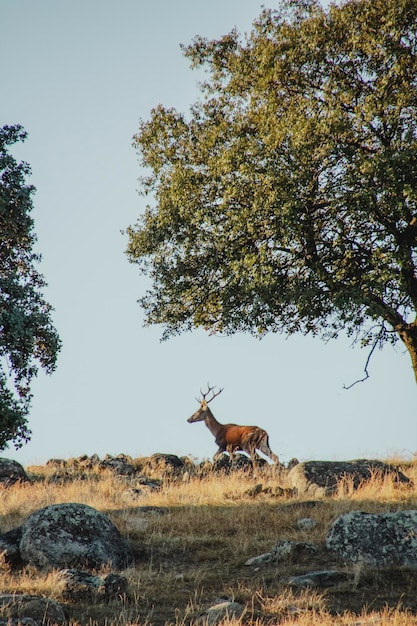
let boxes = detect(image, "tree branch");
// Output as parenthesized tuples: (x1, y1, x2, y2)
(343, 337, 379, 390)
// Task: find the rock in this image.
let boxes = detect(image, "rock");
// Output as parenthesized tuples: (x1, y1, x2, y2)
(0, 458, 29, 486)
(0, 618, 38, 626)
(297, 517, 317, 531)
(122, 476, 162, 500)
(148, 453, 185, 475)
(202, 453, 255, 474)
(128, 454, 188, 479)
(244, 483, 263, 497)
(0, 594, 65, 625)
(246, 540, 317, 566)
(99, 456, 136, 475)
(219, 453, 255, 471)
(281, 500, 324, 511)
(103, 572, 129, 597)
(0, 527, 23, 567)
(271, 539, 317, 561)
(20, 502, 134, 570)
(46, 458, 67, 468)
(151, 452, 184, 466)
(242, 483, 294, 498)
(67, 454, 90, 468)
(287, 458, 300, 470)
(57, 569, 128, 601)
(245, 552, 275, 566)
(262, 485, 296, 498)
(326, 510, 417, 567)
(136, 476, 162, 490)
(288, 460, 411, 497)
(288, 570, 351, 588)
(194, 600, 245, 626)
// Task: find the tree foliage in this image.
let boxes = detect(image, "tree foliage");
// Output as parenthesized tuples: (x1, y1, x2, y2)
(126, 0, 417, 381)
(0, 125, 61, 450)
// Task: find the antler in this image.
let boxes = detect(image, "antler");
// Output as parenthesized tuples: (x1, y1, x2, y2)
(200, 383, 223, 404)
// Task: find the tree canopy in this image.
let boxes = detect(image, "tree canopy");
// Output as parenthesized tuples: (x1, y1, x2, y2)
(0, 125, 61, 450)
(126, 0, 417, 382)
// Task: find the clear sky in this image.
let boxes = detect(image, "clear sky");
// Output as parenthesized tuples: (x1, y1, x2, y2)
(2, 1, 416, 468)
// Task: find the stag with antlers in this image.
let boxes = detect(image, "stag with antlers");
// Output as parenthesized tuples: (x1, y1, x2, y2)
(187, 385, 279, 464)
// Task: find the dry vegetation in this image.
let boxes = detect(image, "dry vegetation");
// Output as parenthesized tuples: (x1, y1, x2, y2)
(1, 457, 417, 626)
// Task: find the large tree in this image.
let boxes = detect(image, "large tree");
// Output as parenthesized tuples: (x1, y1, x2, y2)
(126, 0, 417, 382)
(0, 125, 61, 450)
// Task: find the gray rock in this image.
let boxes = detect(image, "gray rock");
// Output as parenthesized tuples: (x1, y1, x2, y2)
(0, 458, 29, 486)
(136, 476, 162, 490)
(288, 570, 350, 588)
(122, 479, 161, 500)
(20, 502, 134, 570)
(46, 458, 67, 468)
(0, 594, 65, 625)
(213, 453, 255, 472)
(0, 618, 38, 626)
(198, 453, 255, 475)
(271, 539, 317, 560)
(287, 458, 300, 470)
(281, 500, 324, 511)
(103, 572, 129, 597)
(288, 460, 411, 497)
(245, 552, 275, 566)
(194, 601, 245, 626)
(100, 454, 136, 475)
(245, 540, 317, 566)
(297, 517, 317, 531)
(326, 510, 417, 567)
(148, 453, 185, 475)
(57, 569, 128, 601)
(0, 527, 23, 567)
(244, 483, 263, 497)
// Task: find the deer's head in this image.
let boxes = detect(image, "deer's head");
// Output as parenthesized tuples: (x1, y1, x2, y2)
(187, 384, 223, 423)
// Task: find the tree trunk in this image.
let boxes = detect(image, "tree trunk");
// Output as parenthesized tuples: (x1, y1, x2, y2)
(398, 324, 417, 383)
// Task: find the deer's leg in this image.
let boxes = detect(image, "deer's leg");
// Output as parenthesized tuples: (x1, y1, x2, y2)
(226, 444, 236, 460)
(213, 447, 226, 460)
(258, 442, 280, 464)
(243, 444, 258, 465)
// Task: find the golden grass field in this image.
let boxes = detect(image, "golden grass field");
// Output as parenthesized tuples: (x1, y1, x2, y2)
(1, 457, 417, 626)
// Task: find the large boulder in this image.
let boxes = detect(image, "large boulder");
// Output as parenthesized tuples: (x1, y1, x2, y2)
(288, 460, 411, 497)
(326, 510, 417, 567)
(20, 503, 134, 570)
(0, 458, 29, 486)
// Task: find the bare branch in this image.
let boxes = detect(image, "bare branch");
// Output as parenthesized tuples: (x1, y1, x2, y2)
(343, 339, 379, 390)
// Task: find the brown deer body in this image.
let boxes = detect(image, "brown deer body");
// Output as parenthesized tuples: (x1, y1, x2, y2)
(187, 386, 279, 464)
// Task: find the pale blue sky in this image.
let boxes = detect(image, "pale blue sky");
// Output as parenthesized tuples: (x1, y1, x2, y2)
(2, 1, 416, 467)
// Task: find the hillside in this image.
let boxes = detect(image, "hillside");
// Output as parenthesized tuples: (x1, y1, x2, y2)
(0, 454, 416, 626)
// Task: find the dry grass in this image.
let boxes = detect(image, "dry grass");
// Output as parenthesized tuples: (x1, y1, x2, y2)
(0, 459, 416, 626)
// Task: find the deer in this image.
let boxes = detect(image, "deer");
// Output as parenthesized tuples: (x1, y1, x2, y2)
(187, 385, 279, 464)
